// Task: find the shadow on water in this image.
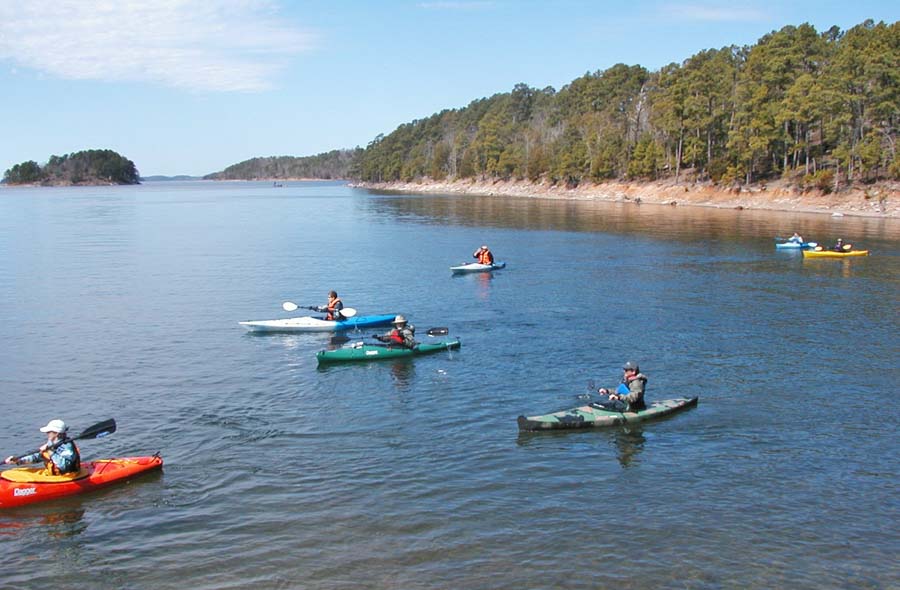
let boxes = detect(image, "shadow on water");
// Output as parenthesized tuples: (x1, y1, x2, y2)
(516, 424, 647, 468)
(316, 358, 418, 389)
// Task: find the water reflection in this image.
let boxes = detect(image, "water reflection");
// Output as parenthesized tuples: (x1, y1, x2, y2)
(0, 507, 87, 539)
(388, 361, 415, 389)
(611, 426, 646, 468)
(516, 425, 646, 469)
(363, 192, 900, 244)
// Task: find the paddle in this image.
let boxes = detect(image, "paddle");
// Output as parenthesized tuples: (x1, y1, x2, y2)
(330, 327, 449, 345)
(6, 418, 116, 463)
(587, 379, 628, 414)
(282, 301, 357, 318)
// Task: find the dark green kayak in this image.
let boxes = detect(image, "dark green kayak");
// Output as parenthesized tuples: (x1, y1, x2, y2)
(316, 338, 461, 364)
(517, 397, 698, 431)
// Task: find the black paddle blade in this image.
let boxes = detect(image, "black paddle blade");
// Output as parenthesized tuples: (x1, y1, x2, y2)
(426, 327, 449, 336)
(76, 418, 116, 441)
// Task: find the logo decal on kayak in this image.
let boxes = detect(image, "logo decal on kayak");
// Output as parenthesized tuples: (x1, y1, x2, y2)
(365, 351, 378, 356)
(14, 487, 37, 497)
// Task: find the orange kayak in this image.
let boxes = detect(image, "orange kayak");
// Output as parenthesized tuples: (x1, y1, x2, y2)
(0, 455, 162, 509)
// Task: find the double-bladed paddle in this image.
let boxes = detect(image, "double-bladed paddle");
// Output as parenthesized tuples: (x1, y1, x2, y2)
(6, 418, 117, 464)
(282, 301, 358, 318)
(330, 327, 449, 345)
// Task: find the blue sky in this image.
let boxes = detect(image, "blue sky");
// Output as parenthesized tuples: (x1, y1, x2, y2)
(1, 1, 897, 177)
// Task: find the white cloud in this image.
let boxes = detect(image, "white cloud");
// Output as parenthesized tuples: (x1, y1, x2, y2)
(661, 3, 766, 22)
(0, 0, 315, 92)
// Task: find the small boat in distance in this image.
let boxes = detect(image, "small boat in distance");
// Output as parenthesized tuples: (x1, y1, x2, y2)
(450, 261, 506, 273)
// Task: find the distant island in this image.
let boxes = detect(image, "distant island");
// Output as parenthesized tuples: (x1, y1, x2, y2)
(204, 148, 361, 181)
(2, 149, 139, 186)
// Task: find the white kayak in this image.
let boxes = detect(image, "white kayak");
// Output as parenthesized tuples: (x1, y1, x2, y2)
(450, 261, 506, 273)
(239, 312, 397, 333)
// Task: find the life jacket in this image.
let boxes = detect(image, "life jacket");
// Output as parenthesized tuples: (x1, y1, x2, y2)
(477, 250, 493, 264)
(40, 439, 81, 475)
(326, 297, 343, 320)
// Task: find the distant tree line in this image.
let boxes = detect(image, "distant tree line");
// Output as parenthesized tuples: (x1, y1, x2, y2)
(206, 149, 363, 180)
(3, 149, 140, 185)
(355, 21, 899, 192)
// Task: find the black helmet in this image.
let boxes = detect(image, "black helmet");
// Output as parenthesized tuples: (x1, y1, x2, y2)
(622, 361, 639, 372)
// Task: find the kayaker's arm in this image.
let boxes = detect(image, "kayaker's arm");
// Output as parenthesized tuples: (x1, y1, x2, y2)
(6, 451, 40, 465)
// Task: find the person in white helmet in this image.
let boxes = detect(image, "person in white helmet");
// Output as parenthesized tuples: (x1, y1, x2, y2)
(473, 245, 494, 265)
(374, 315, 417, 348)
(4, 419, 81, 475)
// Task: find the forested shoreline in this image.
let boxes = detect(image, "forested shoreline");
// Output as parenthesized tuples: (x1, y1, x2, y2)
(204, 149, 362, 181)
(2, 149, 140, 186)
(355, 21, 899, 194)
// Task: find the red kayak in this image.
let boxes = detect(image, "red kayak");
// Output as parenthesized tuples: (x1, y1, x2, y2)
(0, 455, 163, 509)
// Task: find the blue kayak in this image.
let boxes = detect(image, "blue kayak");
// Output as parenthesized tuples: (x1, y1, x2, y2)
(239, 313, 398, 333)
(775, 240, 817, 250)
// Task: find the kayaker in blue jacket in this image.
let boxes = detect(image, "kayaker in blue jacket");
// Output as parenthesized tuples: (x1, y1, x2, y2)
(4, 419, 81, 475)
(598, 361, 647, 411)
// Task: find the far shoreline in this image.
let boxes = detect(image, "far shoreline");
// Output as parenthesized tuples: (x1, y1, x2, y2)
(352, 178, 899, 219)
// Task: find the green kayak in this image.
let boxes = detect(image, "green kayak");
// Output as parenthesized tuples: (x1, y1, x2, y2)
(517, 396, 698, 431)
(316, 338, 461, 364)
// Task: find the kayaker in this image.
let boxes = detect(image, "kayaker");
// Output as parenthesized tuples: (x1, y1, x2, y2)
(788, 232, 804, 244)
(317, 290, 344, 321)
(473, 245, 494, 265)
(3, 419, 81, 475)
(598, 361, 647, 411)
(832, 238, 849, 252)
(374, 315, 417, 348)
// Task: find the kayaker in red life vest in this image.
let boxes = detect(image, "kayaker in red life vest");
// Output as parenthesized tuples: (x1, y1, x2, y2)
(4, 419, 81, 475)
(598, 361, 648, 411)
(374, 315, 417, 348)
(316, 291, 343, 320)
(473, 245, 494, 265)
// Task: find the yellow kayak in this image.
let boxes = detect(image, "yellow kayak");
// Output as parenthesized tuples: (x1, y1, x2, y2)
(803, 249, 869, 258)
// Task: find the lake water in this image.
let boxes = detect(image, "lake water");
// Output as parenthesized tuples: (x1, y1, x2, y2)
(0, 181, 897, 589)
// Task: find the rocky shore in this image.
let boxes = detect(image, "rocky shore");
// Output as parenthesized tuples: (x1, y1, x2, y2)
(353, 178, 899, 218)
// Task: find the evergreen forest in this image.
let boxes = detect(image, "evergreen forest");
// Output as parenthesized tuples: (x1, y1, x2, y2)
(355, 21, 899, 192)
(3, 149, 140, 185)
(205, 149, 362, 181)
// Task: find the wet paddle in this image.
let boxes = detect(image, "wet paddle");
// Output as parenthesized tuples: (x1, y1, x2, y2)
(7, 418, 117, 463)
(331, 327, 449, 345)
(282, 301, 357, 318)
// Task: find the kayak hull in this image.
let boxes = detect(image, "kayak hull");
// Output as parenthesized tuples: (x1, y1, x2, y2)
(240, 313, 397, 333)
(450, 262, 506, 273)
(0, 455, 163, 509)
(802, 249, 869, 258)
(317, 338, 461, 364)
(775, 241, 816, 249)
(518, 397, 698, 431)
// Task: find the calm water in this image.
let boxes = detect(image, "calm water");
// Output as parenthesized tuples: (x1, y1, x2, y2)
(0, 181, 897, 589)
